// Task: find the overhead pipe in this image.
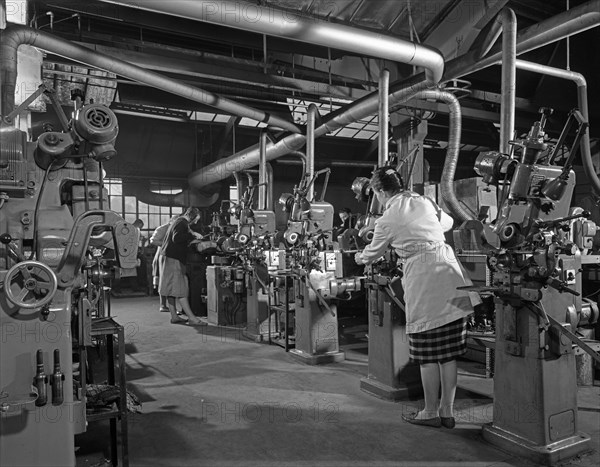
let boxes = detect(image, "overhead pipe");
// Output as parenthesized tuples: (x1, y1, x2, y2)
(93, 0, 444, 191)
(258, 131, 267, 210)
(189, 73, 440, 190)
(443, 0, 600, 81)
(98, 0, 444, 85)
(513, 59, 600, 195)
(378, 69, 390, 167)
(306, 104, 318, 201)
(499, 9, 517, 155)
(414, 90, 471, 222)
(0, 24, 300, 133)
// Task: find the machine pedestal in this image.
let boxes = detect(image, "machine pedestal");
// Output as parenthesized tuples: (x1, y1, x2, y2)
(243, 279, 270, 341)
(485, 300, 591, 466)
(289, 348, 345, 365)
(482, 424, 590, 466)
(361, 283, 421, 401)
(292, 277, 345, 365)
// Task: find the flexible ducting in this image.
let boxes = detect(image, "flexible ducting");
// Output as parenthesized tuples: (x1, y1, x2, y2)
(0, 24, 300, 133)
(414, 90, 471, 222)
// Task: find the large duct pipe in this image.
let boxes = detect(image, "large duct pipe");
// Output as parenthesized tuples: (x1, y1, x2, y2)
(188, 1, 599, 192)
(0, 24, 300, 133)
(189, 133, 307, 188)
(378, 69, 390, 167)
(99, 0, 444, 84)
(513, 59, 600, 195)
(499, 9, 517, 155)
(415, 90, 471, 222)
(306, 104, 318, 201)
(444, 0, 600, 81)
(189, 74, 437, 190)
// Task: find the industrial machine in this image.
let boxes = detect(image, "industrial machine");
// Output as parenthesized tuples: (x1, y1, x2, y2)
(0, 86, 137, 467)
(205, 182, 276, 328)
(278, 168, 347, 364)
(351, 174, 421, 400)
(457, 108, 600, 465)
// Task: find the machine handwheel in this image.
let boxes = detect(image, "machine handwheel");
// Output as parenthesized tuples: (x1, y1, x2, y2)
(3, 261, 58, 309)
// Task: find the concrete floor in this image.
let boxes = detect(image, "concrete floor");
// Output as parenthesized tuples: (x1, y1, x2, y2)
(76, 296, 600, 467)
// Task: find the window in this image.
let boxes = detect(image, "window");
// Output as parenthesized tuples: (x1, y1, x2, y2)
(104, 178, 184, 238)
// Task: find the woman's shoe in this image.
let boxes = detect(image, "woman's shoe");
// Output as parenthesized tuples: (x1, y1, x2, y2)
(170, 317, 187, 324)
(401, 413, 441, 428)
(187, 319, 207, 327)
(159, 307, 170, 313)
(440, 417, 456, 429)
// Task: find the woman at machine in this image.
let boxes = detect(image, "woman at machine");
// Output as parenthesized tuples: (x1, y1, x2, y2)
(159, 207, 206, 326)
(354, 167, 475, 429)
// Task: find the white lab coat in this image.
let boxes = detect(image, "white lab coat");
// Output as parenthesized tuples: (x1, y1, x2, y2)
(356, 191, 474, 334)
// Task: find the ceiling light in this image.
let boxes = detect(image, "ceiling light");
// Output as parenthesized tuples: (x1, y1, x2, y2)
(110, 103, 189, 122)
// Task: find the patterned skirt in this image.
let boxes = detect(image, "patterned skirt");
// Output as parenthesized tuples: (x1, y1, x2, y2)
(408, 318, 467, 364)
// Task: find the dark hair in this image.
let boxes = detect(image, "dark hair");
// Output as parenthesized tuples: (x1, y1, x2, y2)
(183, 207, 201, 219)
(370, 167, 404, 193)
(340, 207, 351, 214)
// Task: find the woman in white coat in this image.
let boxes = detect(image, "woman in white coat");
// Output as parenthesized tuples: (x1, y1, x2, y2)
(355, 167, 474, 429)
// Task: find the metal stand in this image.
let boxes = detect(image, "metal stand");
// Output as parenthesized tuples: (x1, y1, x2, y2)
(87, 318, 129, 467)
(482, 300, 590, 466)
(267, 273, 294, 351)
(360, 279, 421, 400)
(289, 277, 345, 365)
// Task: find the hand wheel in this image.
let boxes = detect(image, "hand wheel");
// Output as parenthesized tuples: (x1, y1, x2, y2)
(3, 260, 58, 309)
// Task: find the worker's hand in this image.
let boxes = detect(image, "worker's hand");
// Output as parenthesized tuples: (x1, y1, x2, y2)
(354, 252, 365, 265)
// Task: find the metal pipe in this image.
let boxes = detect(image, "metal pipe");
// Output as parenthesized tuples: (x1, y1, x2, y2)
(378, 68, 390, 167)
(0, 24, 300, 132)
(189, 75, 434, 190)
(265, 162, 273, 210)
(233, 172, 244, 204)
(98, 0, 444, 84)
(499, 9, 517, 154)
(513, 59, 600, 195)
(414, 90, 471, 222)
(474, 15, 503, 59)
(258, 131, 267, 210)
(444, 0, 600, 81)
(306, 104, 318, 201)
(189, 133, 307, 188)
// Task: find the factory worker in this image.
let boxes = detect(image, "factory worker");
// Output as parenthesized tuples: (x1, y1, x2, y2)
(150, 215, 179, 312)
(159, 207, 206, 326)
(354, 167, 475, 429)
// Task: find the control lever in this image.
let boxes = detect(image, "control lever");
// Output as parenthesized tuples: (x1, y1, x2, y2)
(50, 349, 64, 405)
(33, 350, 48, 407)
(534, 210, 590, 229)
(546, 278, 580, 296)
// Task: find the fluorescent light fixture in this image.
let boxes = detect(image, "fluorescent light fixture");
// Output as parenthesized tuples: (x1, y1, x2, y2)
(110, 103, 189, 122)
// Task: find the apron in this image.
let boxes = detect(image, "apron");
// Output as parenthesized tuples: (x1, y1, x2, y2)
(401, 242, 476, 334)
